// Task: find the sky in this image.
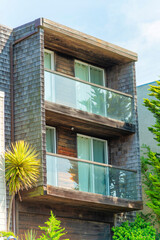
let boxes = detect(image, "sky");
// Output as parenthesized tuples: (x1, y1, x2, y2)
(0, 0, 160, 86)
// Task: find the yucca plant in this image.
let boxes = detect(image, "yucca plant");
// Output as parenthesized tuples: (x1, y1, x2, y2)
(5, 140, 40, 231)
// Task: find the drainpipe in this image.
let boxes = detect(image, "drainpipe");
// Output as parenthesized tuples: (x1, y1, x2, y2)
(10, 18, 42, 234)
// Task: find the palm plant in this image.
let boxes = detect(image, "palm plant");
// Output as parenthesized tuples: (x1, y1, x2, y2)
(5, 140, 40, 231)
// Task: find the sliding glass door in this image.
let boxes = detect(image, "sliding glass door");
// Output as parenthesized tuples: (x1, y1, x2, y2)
(77, 135, 108, 195)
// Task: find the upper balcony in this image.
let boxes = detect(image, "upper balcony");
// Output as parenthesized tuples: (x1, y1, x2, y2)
(45, 69, 135, 137)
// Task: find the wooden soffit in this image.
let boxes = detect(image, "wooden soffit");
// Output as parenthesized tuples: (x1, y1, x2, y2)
(35, 18, 138, 67)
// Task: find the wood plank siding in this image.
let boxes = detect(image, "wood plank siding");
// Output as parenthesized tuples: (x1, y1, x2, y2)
(55, 52, 75, 76)
(17, 200, 113, 239)
(57, 126, 77, 157)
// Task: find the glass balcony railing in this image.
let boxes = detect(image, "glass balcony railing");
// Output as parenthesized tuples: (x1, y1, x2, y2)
(45, 70, 133, 124)
(47, 154, 138, 201)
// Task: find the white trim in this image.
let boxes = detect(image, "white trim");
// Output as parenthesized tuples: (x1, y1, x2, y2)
(0, 91, 6, 230)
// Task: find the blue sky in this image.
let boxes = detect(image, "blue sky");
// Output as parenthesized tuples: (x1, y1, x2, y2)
(0, 0, 160, 86)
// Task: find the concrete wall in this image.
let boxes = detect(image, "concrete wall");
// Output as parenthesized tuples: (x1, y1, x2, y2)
(0, 91, 6, 230)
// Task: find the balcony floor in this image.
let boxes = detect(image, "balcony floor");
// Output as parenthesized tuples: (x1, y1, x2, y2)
(45, 101, 135, 139)
(21, 185, 143, 213)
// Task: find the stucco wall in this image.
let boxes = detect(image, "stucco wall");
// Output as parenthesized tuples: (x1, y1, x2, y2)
(0, 91, 6, 230)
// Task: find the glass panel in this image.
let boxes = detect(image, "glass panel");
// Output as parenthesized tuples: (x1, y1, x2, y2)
(45, 71, 133, 124)
(93, 139, 105, 163)
(90, 66, 104, 86)
(44, 52, 52, 69)
(46, 128, 55, 153)
(75, 62, 89, 82)
(47, 155, 57, 186)
(107, 91, 132, 122)
(45, 71, 55, 102)
(46, 154, 138, 200)
(93, 139, 106, 194)
(109, 168, 137, 200)
(77, 136, 92, 192)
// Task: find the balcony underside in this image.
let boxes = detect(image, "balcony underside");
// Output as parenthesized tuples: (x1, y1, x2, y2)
(21, 185, 143, 213)
(42, 18, 137, 68)
(45, 101, 135, 138)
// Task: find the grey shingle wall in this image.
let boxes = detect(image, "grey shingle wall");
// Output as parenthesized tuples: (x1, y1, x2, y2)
(13, 22, 45, 186)
(107, 62, 142, 224)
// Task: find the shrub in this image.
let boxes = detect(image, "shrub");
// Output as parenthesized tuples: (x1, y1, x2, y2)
(0, 231, 17, 239)
(112, 215, 156, 240)
(37, 211, 69, 240)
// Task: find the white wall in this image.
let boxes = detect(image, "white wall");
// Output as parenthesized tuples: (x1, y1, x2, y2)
(0, 91, 6, 230)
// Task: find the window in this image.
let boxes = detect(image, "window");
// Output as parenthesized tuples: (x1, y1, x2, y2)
(44, 50, 55, 102)
(46, 126, 57, 186)
(75, 61, 105, 87)
(44, 49, 54, 70)
(46, 126, 56, 153)
(77, 134, 109, 195)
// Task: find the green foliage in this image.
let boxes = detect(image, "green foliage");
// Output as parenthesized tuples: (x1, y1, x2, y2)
(141, 81, 160, 227)
(5, 140, 40, 196)
(0, 231, 17, 239)
(141, 146, 160, 224)
(21, 229, 37, 240)
(112, 215, 156, 240)
(5, 140, 40, 231)
(143, 82, 160, 145)
(37, 211, 69, 240)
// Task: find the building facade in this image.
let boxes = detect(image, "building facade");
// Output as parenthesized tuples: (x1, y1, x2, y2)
(0, 18, 142, 239)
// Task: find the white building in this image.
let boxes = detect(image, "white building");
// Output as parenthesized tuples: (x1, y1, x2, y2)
(0, 91, 6, 231)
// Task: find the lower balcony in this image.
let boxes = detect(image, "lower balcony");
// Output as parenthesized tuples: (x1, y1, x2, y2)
(44, 153, 142, 212)
(20, 154, 142, 213)
(47, 153, 137, 200)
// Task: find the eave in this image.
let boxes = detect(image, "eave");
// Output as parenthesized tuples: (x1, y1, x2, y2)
(35, 18, 138, 68)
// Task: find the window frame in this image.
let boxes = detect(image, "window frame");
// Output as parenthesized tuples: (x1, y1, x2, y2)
(77, 133, 108, 164)
(46, 126, 56, 154)
(44, 49, 54, 70)
(74, 60, 105, 87)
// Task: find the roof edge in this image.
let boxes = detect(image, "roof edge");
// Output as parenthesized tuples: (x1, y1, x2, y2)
(42, 17, 138, 62)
